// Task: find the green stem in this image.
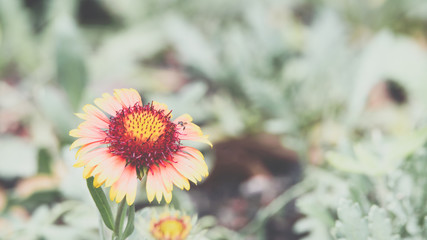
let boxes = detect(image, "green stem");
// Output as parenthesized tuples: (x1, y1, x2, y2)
(114, 199, 127, 240)
(123, 204, 135, 239)
(240, 179, 314, 235)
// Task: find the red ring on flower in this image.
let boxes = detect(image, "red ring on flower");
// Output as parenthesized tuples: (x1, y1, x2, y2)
(106, 102, 181, 169)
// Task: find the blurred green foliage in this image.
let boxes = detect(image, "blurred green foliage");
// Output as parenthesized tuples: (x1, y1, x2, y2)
(1, 0, 427, 239)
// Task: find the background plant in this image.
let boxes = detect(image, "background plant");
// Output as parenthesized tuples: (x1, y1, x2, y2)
(1, 0, 427, 239)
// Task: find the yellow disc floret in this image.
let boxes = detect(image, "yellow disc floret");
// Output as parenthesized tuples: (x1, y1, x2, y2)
(124, 111, 166, 142)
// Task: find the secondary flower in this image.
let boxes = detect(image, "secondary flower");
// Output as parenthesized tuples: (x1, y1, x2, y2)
(70, 88, 211, 205)
(150, 210, 192, 240)
(133, 207, 200, 240)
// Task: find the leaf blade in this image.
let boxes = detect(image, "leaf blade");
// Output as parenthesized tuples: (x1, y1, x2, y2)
(86, 177, 114, 230)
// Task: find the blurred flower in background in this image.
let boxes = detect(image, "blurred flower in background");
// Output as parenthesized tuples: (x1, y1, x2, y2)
(149, 209, 192, 240)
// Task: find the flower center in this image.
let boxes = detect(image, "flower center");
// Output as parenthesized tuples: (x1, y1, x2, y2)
(152, 217, 189, 240)
(105, 103, 180, 170)
(124, 110, 166, 143)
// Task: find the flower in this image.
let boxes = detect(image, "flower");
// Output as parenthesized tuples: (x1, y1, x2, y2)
(150, 210, 192, 240)
(70, 88, 211, 205)
(132, 207, 204, 240)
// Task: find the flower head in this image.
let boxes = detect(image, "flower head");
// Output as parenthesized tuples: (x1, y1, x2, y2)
(70, 88, 211, 205)
(133, 207, 201, 240)
(150, 211, 192, 240)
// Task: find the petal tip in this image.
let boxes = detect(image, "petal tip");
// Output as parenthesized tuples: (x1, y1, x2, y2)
(126, 197, 134, 206)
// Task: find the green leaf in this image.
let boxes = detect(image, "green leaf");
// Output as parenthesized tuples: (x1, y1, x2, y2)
(86, 177, 114, 230)
(334, 199, 368, 240)
(423, 216, 427, 239)
(37, 148, 52, 174)
(54, 15, 88, 110)
(326, 151, 364, 174)
(368, 206, 393, 240)
(0, 0, 37, 71)
(35, 85, 75, 142)
(123, 205, 135, 239)
(388, 127, 427, 162)
(164, 15, 220, 79)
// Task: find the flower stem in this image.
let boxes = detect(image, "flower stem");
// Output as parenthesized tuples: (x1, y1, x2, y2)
(123, 204, 135, 239)
(113, 199, 127, 240)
